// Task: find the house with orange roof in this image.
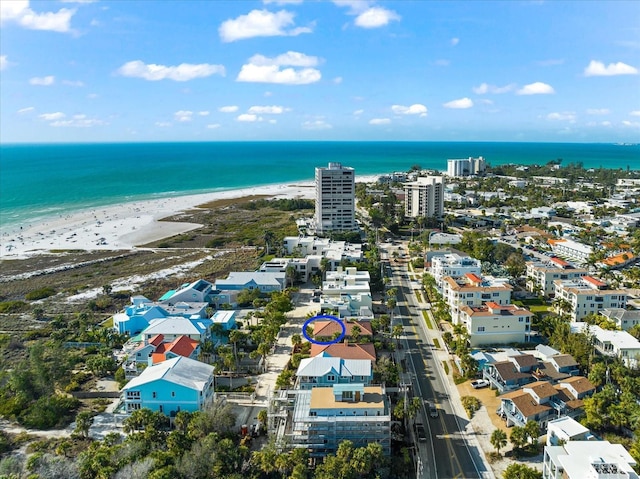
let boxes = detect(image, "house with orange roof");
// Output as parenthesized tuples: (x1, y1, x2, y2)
(526, 259, 588, 297)
(312, 320, 373, 341)
(310, 342, 376, 363)
(151, 335, 200, 364)
(442, 273, 512, 324)
(598, 251, 636, 270)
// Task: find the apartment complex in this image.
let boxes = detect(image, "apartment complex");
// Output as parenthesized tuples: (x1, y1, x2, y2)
(447, 157, 486, 177)
(525, 257, 588, 297)
(543, 441, 638, 479)
(403, 176, 445, 219)
(430, 253, 481, 291)
(549, 239, 593, 265)
(442, 273, 513, 324)
(315, 162, 357, 235)
(553, 276, 627, 321)
(459, 302, 533, 346)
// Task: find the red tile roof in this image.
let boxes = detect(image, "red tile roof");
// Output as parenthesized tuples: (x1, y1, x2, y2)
(149, 334, 164, 346)
(313, 320, 373, 338)
(310, 342, 376, 362)
(166, 335, 199, 357)
(583, 275, 607, 288)
(550, 257, 570, 268)
(465, 273, 483, 284)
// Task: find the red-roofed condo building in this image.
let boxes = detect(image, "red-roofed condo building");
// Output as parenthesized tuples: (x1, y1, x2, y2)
(553, 276, 628, 321)
(525, 259, 588, 297)
(442, 273, 513, 324)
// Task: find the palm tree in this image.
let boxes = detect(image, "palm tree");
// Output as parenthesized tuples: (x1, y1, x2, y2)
(263, 230, 275, 256)
(490, 429, 507, 456)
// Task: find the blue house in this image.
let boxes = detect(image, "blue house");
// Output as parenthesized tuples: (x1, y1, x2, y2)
(215, 272, 286, 293)
(212, 310, 237, 331)
(122, 356, 215, 415)
(113, 302, 167, 335)
(295, 354, 373, 390)
(141, 317, 212, 342)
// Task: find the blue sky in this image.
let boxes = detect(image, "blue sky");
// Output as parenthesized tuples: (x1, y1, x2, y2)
(1, 0, 639, 143)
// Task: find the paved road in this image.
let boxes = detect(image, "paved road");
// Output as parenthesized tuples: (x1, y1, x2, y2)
(385, 245, 491, 479)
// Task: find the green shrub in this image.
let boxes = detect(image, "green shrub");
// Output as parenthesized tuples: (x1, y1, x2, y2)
(25, 287, 56, 301)
(19, 395, 80, 429)
(0, 301, 29, 313)
(460, 396, 481, 418)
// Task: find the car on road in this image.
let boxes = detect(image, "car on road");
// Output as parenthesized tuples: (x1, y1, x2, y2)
(470, 379, 490, 389)
(428, 402, 439, 418)
(415, 423, 427, 442)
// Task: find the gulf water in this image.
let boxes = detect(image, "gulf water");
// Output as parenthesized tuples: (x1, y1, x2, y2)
(1, 141, 638, 227)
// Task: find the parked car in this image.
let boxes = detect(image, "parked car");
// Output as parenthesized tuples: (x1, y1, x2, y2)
(471, 379, 490, 389)
(415, 423, 427, 442)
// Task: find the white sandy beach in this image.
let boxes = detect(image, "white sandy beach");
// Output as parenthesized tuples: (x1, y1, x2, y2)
(0, 176, 380, 260)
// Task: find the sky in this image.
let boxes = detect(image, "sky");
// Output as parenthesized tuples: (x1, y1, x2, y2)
(1, 0, 639, 143)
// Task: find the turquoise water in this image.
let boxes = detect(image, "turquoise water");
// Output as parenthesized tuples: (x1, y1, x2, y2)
(1, 141, 638, 227)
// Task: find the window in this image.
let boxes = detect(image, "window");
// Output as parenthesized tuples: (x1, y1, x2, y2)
(478, 327, 485, 332)
(519, 317, 524, 322)
(172, 391, 175, 397)
(492, 292, 500, 297)
(327, 375, 336, 382)
(126, 391, 140, 399)
(152, 392, 157, 398)
(310, 411, 317, 417)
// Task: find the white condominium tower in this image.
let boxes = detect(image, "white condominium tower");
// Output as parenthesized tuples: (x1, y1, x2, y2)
(315, 162, 357, 236)
(447, 156, 486, 177)
(404, 176, 445, 219)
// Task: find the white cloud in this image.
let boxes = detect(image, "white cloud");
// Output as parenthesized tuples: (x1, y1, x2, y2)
(116, 60, 225, 82)
(17, 107, 35, 114)
(450, 37, 459, 46)
(237, 64, 320, 85)
(586, 108, 610, 115)
(174, 110, 193, 122)
(198, 111, 210, 116)
(472, 82, 515, 94)
(547, 111, 576, 122)
(0, 55, 7, 70)
(354, 7, 400, 28)
(39, 112, 65, 120)
(443, 97, 473, 109)
(584, 60, 638, 77)
(630, 110, 640, 117)
(622, 120, 640, 128)
(264, 91, 273, 97)
(248, 105, 289, 114)
(391, 104, 427, 116)
(50, 117, 106, 127)
(29, 75, 55, 86)
(477, 99, 494, 105)
(516, 82, 555, 95)
(353, 109, 364, 115)
(302, 119, 333, 130)
(369, 118, 391, 125)
(601, 121, 612, 127)
(206, 123, 221, 129)
(237, 114, 263, 122)
(1, 1, 76, 33)
(219, 9, 312, 42)
(248, 51, 320, 67)
(333, 1, 373, 14)
(62, 80, 84, 87)
(87, 93, 99, 99)
(434, 59, 450, 67)
(155, 122, 172, 127)
(333, 76, 343, 84)
(263, 0, 303, 4)
(219, 105, 239, 113)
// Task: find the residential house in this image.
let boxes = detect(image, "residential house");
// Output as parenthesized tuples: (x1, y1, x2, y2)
(498, 376, 594, 430)
(289, 384, 391, 456)
(459, 302, 533, 347)
(546, 417, 595, 446)
(483, 354, 537, 393)
(442, 273, 512, 324)
(259, 257, 322, 283)
(281, 237, 363, 267)
(554, 276, 627, 321)
(430, 253, 481, 291)
(600, 308, 640, 331)
(310, 342, 376, 363)
(525, 259, 588, 297)
(598, 252, 637, 270)
(142, 317, 212, 343)
(543, 441, 637, 479)
(319, 292, 374, 320)
(215, 271, 286, 293)
(312, 320, 373, 342)
(571, 323, 640, 367)
(323, 267, 371, 298)
(122, 356, 215, 414)
(211, 310, 237, 331)
(295, 354, 373, 390)
(159, 279, 214, 304)
(113, 301, 168, 336)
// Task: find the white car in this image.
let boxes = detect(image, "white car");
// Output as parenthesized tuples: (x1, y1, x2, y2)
(471, 379, 489, 389)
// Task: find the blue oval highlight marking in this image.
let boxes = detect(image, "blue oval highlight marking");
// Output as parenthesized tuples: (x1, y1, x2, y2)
(302, 314, 346, 345)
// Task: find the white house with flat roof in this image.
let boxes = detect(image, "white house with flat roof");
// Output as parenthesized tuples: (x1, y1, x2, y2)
(430, 253, 481, 291)
(549, 239, 593, 264)
(526, 258, 588, 297)
(546, 417, 595, 446)
(323, 267, 370, 298)
(215, 271, 286, 293)
(543, 441, 637, 479)
(571, 323, 640, 368)
(459, 302, 533, 347)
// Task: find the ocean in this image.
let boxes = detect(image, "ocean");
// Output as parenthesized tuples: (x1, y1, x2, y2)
(1, 141, 638, 228)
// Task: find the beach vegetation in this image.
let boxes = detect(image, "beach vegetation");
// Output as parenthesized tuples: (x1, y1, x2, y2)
(0, 300, 29, 313)
(25, 287, 57, 301)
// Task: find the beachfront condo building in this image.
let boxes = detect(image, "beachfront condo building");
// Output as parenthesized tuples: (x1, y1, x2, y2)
(447, 157, 486, 177)
(552, 276, 628, 321)
(315, 162, 357, 236)
(525, 258, 588, 297)
(442, 273, 513, 324)
(403, 176, 445, 219)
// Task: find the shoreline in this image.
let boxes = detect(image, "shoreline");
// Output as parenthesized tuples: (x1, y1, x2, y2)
(0, 175, 380, 260)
